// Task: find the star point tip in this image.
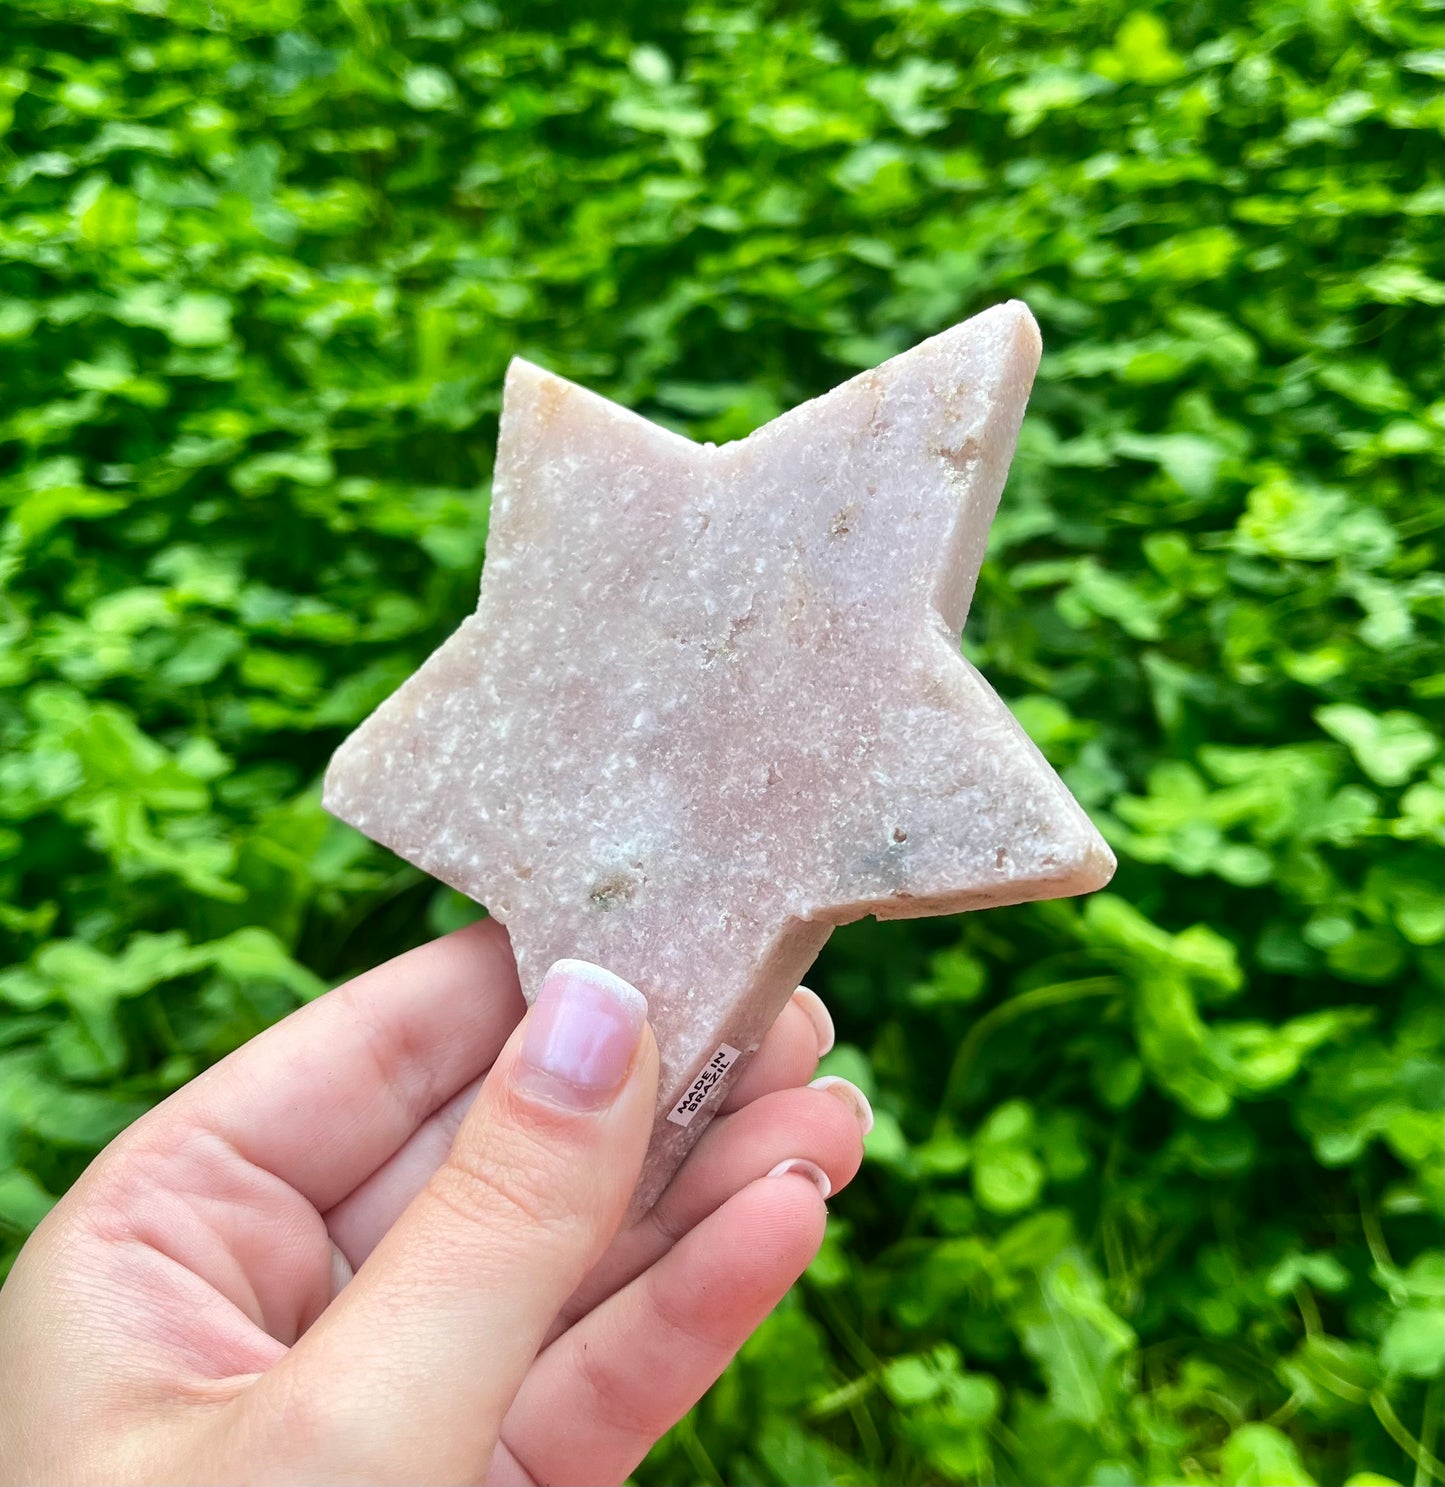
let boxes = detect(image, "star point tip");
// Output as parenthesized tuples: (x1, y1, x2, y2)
(1040, 815, 1118, 899)
(504, 354, 549, 385)
(970, 297, 1042, 359)
(1004, 298, 1043, 355)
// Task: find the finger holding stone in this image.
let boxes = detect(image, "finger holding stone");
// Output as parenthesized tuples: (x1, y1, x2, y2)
(108, 920, 524, 1223)
(649, 1081, 863, 1247)
(544, 1081, 862, 1345)
(325, 1074, 483, 1273)
(497, 1170, 828, 1487)
(324, 985, 834, 1271)
(720, 986, 834, 1113)
(243, 961, 657, 1483)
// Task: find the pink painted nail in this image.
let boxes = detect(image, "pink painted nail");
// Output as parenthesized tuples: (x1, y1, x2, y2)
(519, 960, 648, 1109)
(810, 1075, 874, 1135)
(766, 1157, 831, 1199)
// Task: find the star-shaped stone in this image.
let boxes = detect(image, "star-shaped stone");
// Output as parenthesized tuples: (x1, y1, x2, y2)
(325, 301, 1114, 1205)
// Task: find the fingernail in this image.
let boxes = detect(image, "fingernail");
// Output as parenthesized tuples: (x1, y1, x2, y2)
(810, 1075, 874, 1135)
(792, 985, 835, 1057)
(766, 1158, 831, 1199)
(519, 960, 648, 1109)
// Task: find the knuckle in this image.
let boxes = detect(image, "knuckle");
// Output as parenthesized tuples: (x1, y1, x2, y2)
(647, 1265, 726, 1354)
(427, 1119, 586, 1242)
(249, 1367, 339, 1467)
(575, 1329, 670, 1442)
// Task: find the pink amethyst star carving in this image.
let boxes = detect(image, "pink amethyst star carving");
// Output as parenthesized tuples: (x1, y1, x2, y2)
(324, 300, 1116, 1207)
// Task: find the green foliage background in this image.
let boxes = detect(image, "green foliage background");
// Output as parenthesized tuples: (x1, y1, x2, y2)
(1, 0, 1441, 1481)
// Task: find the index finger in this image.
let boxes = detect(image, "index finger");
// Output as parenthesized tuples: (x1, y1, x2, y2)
(122, 919, 525, 1212)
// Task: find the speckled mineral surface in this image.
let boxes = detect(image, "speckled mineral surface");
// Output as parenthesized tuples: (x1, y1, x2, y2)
(324, 300, 1116, 1209)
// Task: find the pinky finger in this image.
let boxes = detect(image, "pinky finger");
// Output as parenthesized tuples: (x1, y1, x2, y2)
(488, 1169, 827, 1487)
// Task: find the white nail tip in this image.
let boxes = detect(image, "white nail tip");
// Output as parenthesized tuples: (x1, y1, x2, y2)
(766, 1158, 832, 1199)
(792, 985, 835, 1056)
(545, 958, 649, 1018)
(809, 1075, 875, 1135)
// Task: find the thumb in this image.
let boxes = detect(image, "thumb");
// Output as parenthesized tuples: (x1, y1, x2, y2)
(244, 959, 657, 1484)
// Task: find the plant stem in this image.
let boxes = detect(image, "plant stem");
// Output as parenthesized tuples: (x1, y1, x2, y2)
(1417, 1382, 1442, 1487)
(1372, 1390, 1445, 1482)
(935, 976, 1123, 1127)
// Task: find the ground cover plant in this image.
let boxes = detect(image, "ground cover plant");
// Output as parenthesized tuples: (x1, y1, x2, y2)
(0, 0, 1441, 1481)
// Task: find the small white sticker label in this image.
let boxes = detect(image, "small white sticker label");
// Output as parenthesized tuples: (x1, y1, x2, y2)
(667, 1043, 743, 1127)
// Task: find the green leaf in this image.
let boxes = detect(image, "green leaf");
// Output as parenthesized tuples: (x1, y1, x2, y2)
(402, 67, 458, 112)
(1219, 1424, 1319, 1486)
(1017, 1250, 1136, 1426)
(1316, 706, 1439, 786)
(1380, 1304, 1445, 1378)
(881, 1353, 942, 1406)
(974, 1143, 1045, 1214)
(0, 1170, 55, 1231)
(1, 6, 1441, 1482)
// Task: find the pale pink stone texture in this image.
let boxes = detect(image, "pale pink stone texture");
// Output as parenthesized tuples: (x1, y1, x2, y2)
(324, 301, 1115, 1210)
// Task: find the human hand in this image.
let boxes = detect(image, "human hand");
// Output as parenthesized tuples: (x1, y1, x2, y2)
(0, 921, 868, 1485)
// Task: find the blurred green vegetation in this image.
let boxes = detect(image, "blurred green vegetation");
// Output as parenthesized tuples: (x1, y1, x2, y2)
(1, 0, 1441, 1482)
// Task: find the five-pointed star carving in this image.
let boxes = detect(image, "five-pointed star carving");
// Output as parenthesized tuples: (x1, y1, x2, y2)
(325, 301, 1114, 1197)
